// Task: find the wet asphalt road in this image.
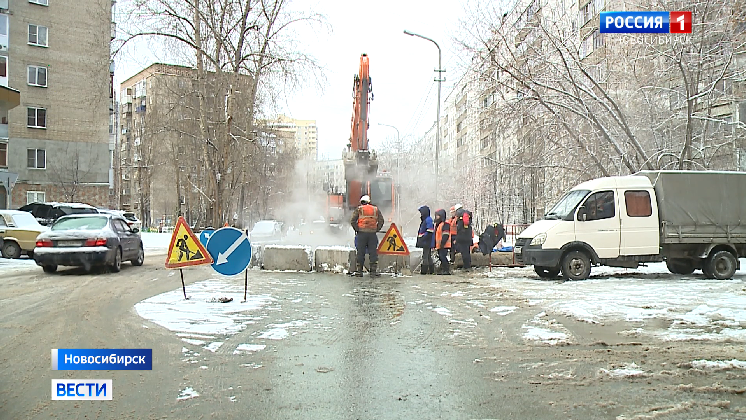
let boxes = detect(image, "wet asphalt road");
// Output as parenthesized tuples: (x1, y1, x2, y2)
(2, 258, 746, 419)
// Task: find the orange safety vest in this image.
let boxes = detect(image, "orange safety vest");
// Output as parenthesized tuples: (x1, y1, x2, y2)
(449, 216, 458, 241)
(357, 204, 378, 230)
(435, 222, 451, 249)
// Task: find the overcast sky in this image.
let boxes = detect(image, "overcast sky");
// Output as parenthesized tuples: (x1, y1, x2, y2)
(115, 0, 469, 162)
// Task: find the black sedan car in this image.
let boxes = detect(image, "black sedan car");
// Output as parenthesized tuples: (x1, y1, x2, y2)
(33, 214, 144, 273)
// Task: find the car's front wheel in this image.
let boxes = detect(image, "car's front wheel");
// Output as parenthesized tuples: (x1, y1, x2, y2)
(110, 248, 122, 273)
(42, 265, 57, 273)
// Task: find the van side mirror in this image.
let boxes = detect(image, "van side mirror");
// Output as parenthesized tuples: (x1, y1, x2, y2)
(577, 206, 587, 221)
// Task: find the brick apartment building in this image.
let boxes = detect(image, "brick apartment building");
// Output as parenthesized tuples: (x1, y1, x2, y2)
(0, 0, 114, 209)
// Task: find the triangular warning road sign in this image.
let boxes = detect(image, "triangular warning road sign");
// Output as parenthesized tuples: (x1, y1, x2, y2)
(377, 223, 410, 255)
(165, 216, 214, 268)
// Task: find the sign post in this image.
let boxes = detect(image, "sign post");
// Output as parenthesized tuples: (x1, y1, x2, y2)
(205, 227, 252, 301)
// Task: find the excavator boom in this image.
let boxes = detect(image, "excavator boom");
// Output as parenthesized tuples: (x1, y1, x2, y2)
(350, 54, 372, 153)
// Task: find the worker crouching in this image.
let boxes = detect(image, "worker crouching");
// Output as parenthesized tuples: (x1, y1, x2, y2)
(350, 195, 385, 277)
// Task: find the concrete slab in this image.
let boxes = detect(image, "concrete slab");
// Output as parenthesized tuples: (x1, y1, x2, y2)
(315, 246, 355, 273)
(453, 251, 520, 267)
(262, 245, 312, 271)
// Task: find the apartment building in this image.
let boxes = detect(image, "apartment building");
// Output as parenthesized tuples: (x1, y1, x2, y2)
(269, 114, 318, 160)
(119, 63, 201, 227)
(0, 0, 114, 209)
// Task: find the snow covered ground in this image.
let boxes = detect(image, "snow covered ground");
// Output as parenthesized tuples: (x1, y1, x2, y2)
(485, 262, 746, 342)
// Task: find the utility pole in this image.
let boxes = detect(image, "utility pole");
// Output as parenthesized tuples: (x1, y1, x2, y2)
(403, 30, 445, 201)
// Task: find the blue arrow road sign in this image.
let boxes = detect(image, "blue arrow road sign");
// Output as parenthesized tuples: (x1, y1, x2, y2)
(205, 227, 252, 276)
(199, 229, 215, 247)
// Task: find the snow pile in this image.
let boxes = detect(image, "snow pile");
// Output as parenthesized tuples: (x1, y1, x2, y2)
(177, 387, 199, 401)
(598, 363, 648, 378)
(233, 344, 266, 354)
(690, 359, 746, 371)
(203, 342, 223, 352)
(256, 320, 307, 340)
(521, 312, 572, 345)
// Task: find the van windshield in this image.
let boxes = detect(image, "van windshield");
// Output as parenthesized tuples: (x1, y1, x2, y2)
(544, 189, 590, 220)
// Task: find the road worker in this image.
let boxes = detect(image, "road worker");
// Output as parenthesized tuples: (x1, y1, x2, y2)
(434, 209, 451, 275)
(350, 195, 384, 277)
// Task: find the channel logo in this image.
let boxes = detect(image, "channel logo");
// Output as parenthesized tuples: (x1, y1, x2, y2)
(52, 379, 112, 400)
(600, 11, 692, 34)
(51, 349, 152, 370)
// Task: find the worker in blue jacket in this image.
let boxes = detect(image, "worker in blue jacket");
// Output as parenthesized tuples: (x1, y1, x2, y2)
(416, 205, 435, 274)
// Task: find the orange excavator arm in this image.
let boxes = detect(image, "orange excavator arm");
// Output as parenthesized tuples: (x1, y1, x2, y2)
(350, 54, 372, 153)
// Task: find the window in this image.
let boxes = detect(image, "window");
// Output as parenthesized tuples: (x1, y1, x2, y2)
(28, 24, 48, 47)
(30, 0, 50, 5)
(0, 56, 6, 78)
(625, 191, 652, 217)
(27, 65, 47, 87)
(27, 107, 46, 128)
(27, 191, 45, 204)
(27, 148, 45, 168)
(581, 190, 615, 221)
(0, 14, 7, 36)
(0, 142, 6, 167)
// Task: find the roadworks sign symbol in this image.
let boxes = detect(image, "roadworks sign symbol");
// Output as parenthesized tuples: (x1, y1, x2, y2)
(377, 223, 410, 255)
(165, 216, 214, 268)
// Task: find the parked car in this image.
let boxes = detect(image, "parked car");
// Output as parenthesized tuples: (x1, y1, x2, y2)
(98, 209, 142, 232)
(248, 220, 284, 242)
(0, 210, 47, 259)
(19, 202, 99, 226)
(33, 214, 144, 273)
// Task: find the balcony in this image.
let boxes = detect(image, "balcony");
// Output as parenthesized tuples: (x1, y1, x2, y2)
(111, 22, 116, 40)
(0, 123, 6, 138)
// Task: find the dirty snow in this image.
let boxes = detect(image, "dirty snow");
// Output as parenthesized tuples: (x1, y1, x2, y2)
(203, 342, 223, 352)
(135, 279, 274, 336)
(490, 306, 518, 315)
(181, 338, 205, 346)
(176, 387, 199, 401)
(488, 262, 746, 342)
(433, 307, 452, 317)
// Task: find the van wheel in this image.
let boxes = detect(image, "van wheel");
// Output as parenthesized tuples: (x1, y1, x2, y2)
(42, 265, 57, 273)
(705, 251, 737, 280)
(666, 258, 695, 275)
(561, 251, 591, 281)
(534, 266, 561, 278)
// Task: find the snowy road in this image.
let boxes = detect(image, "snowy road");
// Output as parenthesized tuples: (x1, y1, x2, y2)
(2, 256, 746, 419)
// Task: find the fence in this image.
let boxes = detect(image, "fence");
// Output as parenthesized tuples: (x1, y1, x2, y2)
(488, 223, 530, 268)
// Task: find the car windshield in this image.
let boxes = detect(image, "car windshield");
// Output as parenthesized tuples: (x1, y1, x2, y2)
(60, 206, 98, 215)
(544, 189, 590, 220)
(11, 212, 43, 228)
(123, 212, 138, 221)
(51, 216, 109, 231)
(251, 221, 276, 234)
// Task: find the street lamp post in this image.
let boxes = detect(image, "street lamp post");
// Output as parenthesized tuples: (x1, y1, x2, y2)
(403, 30, 445, 202)
(378, 122, 401, 223)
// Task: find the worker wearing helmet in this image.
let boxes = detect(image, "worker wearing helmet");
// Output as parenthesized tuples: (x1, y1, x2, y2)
(350, 195, 384, 277)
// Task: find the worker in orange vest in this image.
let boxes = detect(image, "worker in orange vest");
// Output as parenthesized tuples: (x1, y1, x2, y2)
(434, 209, 452, 275)
(448, 206, 458, 262)
(350, 195, 384, 277)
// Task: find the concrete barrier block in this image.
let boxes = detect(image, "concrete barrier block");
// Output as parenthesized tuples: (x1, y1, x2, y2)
(315, 246, 355, 273)
(262, 245, 313, 271)
(453, 251, 520, 267)
(356, 252, 412, 273)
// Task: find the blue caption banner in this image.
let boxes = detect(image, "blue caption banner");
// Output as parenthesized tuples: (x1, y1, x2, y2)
(52, 349, 152, 370)
(600, 12, 670, 33)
